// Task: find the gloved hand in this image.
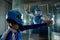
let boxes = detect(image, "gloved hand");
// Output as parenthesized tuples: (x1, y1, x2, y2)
(45, 20, 53, 26)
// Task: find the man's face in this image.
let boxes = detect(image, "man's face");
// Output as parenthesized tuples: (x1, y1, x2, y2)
(35, 11, 41, 15)
(11, 23, 19, 30)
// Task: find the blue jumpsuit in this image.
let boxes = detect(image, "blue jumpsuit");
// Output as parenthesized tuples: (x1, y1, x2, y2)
(32, 15, 48, 36)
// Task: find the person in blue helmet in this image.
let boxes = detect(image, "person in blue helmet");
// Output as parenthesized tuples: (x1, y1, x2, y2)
(0, 10, 52, 40)
(31, 7, 49, 40)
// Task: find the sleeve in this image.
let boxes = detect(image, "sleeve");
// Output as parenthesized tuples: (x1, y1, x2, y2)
(0, 29, 10, 40)
(19, 23, 47, 31)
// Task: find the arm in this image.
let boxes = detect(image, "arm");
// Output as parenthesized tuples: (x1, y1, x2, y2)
(19, 20, 52, 31)
(19, 23, 47, 31)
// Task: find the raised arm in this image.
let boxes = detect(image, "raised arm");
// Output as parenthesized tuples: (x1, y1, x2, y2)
(19, 23, 47, 31)
(19, 20, 52, 31)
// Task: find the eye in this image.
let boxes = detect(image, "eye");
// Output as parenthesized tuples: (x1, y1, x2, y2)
(16, 15, 21, 19)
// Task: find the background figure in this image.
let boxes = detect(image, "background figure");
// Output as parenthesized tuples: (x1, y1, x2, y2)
(31, 7, 48, 40)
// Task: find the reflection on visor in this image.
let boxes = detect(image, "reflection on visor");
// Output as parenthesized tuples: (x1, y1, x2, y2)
(16, 15, 21, 19)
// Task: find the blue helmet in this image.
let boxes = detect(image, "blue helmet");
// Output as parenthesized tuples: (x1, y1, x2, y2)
(34, 7, 42, 11)
(6, 10, 23, 25)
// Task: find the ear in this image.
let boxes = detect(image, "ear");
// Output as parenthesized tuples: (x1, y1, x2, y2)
(9, 23, 12, 27)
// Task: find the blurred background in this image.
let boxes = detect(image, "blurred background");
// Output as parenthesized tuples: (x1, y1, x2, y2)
(0, 0, 60, 40)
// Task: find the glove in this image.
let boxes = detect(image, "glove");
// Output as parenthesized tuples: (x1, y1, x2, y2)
(45, 20, 53, 26)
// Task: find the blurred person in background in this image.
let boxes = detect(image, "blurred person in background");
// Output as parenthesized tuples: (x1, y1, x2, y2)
(31, 7, 49, 40)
